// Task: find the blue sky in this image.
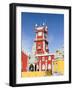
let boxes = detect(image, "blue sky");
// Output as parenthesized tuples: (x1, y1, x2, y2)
(21, 12, 64, 54)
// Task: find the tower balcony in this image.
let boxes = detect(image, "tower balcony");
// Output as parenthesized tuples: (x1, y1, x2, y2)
(34, 38, 48, 43)
(35, 29, 48, 33)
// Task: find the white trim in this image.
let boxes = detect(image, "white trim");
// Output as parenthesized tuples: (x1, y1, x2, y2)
(39, 60, 41, 71)
(36, 26, 44, 30)
(35, 53, 54, 56)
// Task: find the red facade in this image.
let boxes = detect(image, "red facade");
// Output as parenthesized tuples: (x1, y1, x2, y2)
(21, 51, 28, 72)
(35, 55, 54, 71)
(34, 26, 53, 71)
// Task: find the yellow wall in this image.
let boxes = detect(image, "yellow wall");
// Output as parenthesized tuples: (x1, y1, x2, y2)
(53, 60, 64, 75)
(21, 71, 52, 77)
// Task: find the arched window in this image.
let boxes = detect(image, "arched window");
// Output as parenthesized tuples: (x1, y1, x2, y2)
(48, 64, 51, 69)
(49, 56, 51, 60)
(38, 45, 41, 49)
(42, 57, 44, 61)
(42, 64, 45, 70)
(29, 64, 34, 71)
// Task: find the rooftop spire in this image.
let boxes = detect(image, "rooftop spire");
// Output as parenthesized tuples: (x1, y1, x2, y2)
(35, 24, 38, 27)
(43, 22, 45, 26)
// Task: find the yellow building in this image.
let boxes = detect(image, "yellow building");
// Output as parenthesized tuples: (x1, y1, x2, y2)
(52, 59, 64, 75)
(52, 49, 64, 75)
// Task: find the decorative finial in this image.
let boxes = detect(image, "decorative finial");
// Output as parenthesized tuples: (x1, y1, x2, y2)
(35, 24, 38, 27)
(43, 22, 45, 26)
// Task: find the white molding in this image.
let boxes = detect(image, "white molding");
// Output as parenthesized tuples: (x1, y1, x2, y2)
(35, 53, 54, 56)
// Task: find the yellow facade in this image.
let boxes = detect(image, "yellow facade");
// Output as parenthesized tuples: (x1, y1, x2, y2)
(21, 71, 52, 77)
(53, 60, 64, 75)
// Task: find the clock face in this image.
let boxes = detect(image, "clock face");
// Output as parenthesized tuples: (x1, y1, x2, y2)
(38, 32, 42, 36)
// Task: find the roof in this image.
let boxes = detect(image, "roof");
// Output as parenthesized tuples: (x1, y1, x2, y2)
(36, 26, 44, 30)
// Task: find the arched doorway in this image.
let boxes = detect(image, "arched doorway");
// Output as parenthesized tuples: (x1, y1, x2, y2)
(29, 64, 34, 71)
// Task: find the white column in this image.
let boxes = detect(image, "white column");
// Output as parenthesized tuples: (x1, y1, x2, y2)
(39, 61, 41, 71)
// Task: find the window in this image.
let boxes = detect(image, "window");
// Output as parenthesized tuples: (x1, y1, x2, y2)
(38, 32, 42, 36)
(38, 45, 41, 49)
(46, 60, 47, 62)
(48, 64, 51, 69)
(42, 64, 45, 70)
(48, 56, 51, 60)
(44, 33, 47, 38)
(42, 57, 44, 61)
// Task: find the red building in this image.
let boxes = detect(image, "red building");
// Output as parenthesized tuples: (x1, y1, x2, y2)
(21, 51, 28, 72)
(34, 25, 54, 72)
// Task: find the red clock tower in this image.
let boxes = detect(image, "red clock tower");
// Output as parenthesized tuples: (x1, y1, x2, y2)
(34, 24, 54, 73)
